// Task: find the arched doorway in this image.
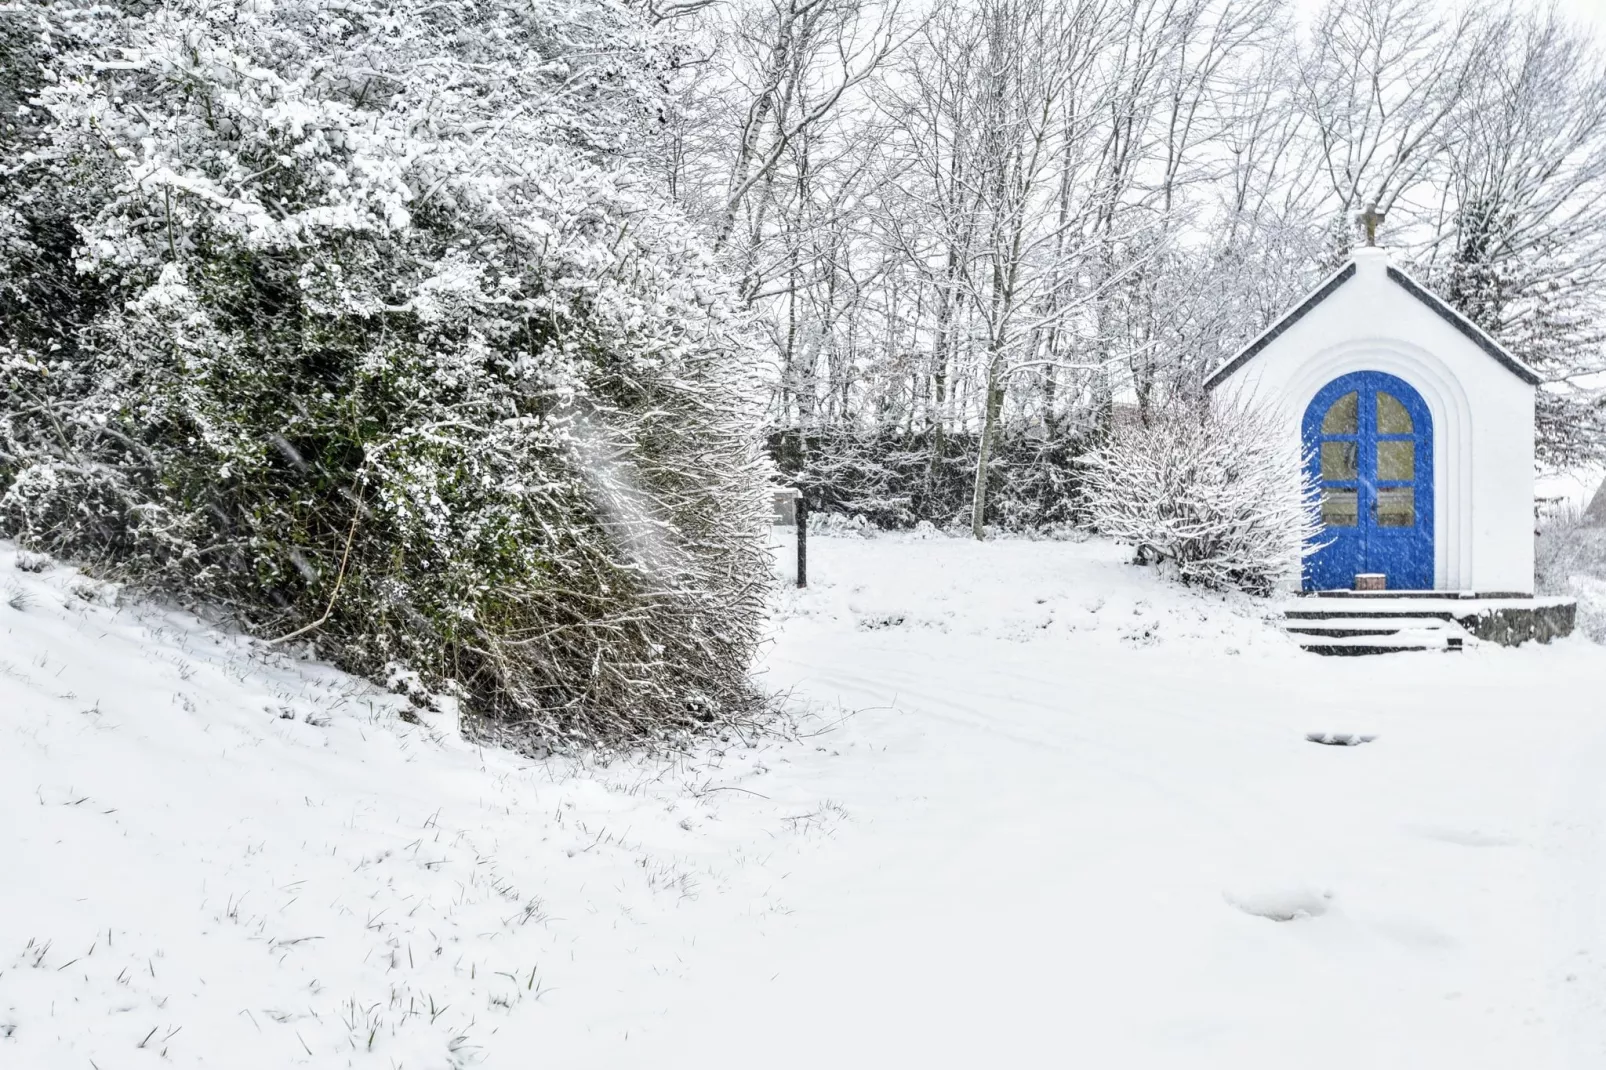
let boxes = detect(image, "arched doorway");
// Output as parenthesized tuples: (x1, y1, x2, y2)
(1302, 371, 1434, 590)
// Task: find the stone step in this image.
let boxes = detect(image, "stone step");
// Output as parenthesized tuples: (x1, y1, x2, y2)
(1277, 594, 1575, 648)
(1277, 607, 1473, 655)
(1301, 590, 1530, 600)
(1284, 617, 1460, 638)
(1296, 632, 1466, 656)
(1284, 606, 1463, 621)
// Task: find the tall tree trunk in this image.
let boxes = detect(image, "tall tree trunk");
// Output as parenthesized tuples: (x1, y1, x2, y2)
(971, 354, 1005, 539)
(926, 270, 953, 492)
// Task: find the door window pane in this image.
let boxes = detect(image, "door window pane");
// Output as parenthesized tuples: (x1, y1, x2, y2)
(1377, 440, 1415, 481)
(1322, 392, 1358, 434)
(1321, 441, 1358, 480)
(1376, 486, 1415, 527)
(1322, 487, 1359, 527)
(1378, 392, 1413, 434)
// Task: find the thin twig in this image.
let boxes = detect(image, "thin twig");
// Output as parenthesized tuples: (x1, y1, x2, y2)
(266, 476, 365, 646)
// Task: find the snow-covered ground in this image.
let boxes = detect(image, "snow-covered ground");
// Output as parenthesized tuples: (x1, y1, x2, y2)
(0, 547, 830, 1068)
(5, 533, 1606, 1068)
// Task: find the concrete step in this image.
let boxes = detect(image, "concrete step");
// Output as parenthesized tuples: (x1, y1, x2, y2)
(1301, 589, 1530, 600)
(1296, 631, 1466, 656)
(1284, 606, 1462, 622)
(1279, 594, 1575, 650)
(1283, 617, 1463, 638)
(1277, 606, 1473, 655)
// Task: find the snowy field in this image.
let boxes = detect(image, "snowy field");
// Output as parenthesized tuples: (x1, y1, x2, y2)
(5, 533, 1606, 1068)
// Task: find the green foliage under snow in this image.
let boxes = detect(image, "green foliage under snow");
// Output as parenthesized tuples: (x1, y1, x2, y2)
(0, 0, 774, 746)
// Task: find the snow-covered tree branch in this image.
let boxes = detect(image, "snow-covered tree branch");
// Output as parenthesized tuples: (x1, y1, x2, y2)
(0, 0, 775, 747)
(1080, 397, 1324, 594)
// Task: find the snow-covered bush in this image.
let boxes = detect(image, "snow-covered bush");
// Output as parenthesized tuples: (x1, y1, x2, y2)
(0, 0, 773, 747)
(1079, 399, 1323, 595)
(1536, 508, 1606, 642)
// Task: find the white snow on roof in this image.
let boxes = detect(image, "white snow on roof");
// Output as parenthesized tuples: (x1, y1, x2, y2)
(1208, 252, 1543, 389)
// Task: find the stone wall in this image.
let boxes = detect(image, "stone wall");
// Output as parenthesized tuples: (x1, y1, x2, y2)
(1453, 601, 1576, 646)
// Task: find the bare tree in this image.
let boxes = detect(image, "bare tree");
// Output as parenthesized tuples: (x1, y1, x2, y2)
(1435, 9, 1606, 462)
(1296, 0, 1501, 257)
(706, 0, 903, 263)
(657, 0, 1606, 521)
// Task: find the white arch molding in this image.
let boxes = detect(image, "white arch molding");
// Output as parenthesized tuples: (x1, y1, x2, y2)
(1219, 336, 1475, 590)
(1287, 338, 1473, 590)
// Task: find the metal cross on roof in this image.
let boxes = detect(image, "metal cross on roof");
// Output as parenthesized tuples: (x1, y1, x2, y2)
(1359, 204, 1386, 247)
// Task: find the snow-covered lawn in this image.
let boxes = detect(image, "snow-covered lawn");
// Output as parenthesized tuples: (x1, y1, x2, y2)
(5, 533, 1606, 1068)
(0, 548, 823, 1068)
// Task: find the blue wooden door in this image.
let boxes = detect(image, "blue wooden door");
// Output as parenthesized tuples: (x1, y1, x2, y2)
(1302, 371, 1434, 590)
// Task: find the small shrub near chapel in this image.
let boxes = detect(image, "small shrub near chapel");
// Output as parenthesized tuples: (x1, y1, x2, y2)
(1536, 510, 1606, 641)
(1080, 399, 1324, 595)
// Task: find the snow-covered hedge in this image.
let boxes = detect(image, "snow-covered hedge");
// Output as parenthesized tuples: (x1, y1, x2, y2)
(1079, 399, 1323, 595)
(0, 0, 773, 747)
(771, 427, 1091, 532)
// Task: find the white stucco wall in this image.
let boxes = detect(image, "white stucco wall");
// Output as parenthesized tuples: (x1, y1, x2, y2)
(1213, 248, 1537, 593)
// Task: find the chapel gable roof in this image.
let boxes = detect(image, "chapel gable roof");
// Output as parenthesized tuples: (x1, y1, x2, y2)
(1204, 255, 1542, 391)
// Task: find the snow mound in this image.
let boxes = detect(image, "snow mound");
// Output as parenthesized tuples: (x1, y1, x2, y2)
(0, 545, 824, 1068)
(1224, 886, 1335, 922)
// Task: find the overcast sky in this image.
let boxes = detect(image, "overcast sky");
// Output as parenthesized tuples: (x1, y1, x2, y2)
(1291, 0, 1606, 30)
(1527, 0, 1603, 28)
(1563, 0, 1606, 23)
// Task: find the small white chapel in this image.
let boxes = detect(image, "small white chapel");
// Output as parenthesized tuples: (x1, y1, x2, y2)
(1206, 244, 1539, 597)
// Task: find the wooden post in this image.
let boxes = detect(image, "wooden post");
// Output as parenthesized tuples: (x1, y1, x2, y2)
(795, 491, 807, 588)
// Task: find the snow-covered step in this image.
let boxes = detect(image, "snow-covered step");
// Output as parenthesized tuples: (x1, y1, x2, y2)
(1278, 592, 1575, 649)
(1294, 630, 1466, 655)
(1277, 607, 1472, 655)
(1282, 617, 1466, 638)
(1283, 603, 1464, 622)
